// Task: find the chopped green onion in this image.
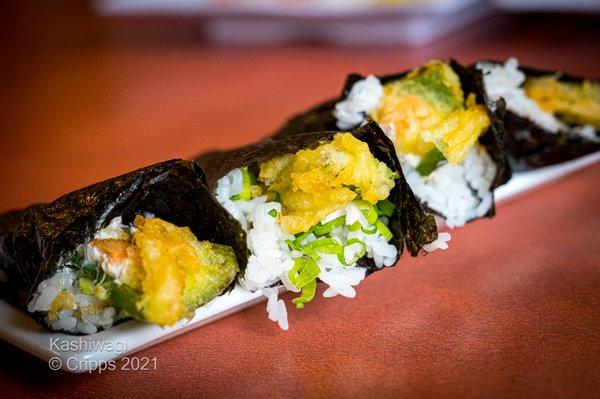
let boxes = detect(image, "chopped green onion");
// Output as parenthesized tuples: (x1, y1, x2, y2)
(295, 230, 311, 242)
(416, 148, 446, 176)
(230, 167, 254, 201)
(288, 258, 320, 291)
(268, 209, 278, 218)
(286, 239, 320, 261)
(353, 200, 378, 225)
(362, 224, 377, 234)
(312, 216, 346, 236)
(310, 236, 367, 266)
(242, 168, 253, 189)
(288, 257, 321, 309)
(301, 245, 320, 262)
(79, 277, 94, 295)
(285, 239, 300, 254)
(63, 250, 108, 284)
(292, 280, 317, 309)
(311, 238, 344, 256)
(375, 219, 393, 241)
(375, 199, 395, 217)
(348, 221, 376, 234)
(342, 238, 367, 265)
(311, 238, 339, 247)
(348, 222, 362, 232)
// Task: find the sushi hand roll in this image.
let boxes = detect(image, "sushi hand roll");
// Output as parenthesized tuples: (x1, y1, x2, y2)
(197, 122, 444, 329)
(274, 60, 511, 228)
(475, 58, 600, 170)
(0, 160, 246, 334)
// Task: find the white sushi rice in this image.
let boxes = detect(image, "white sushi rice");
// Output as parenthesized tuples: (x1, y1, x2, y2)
(216, 167, 431, 329)
(477, 58, 598, 142)
(333, 76, 498, 228)
(244, 201, 295, 292)
(334, 75, 383, 130)
(264, 287, 288, 331)
(27, 218, 128, 334)
(402, 146, 497, 228)
(27, 266, 117, 334)
(423, 232, 452, 252)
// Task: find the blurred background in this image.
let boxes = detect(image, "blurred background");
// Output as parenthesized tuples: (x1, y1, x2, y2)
(0, 0, 598, 213)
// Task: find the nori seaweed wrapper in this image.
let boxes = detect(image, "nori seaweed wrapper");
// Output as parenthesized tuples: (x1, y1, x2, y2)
(272, 60, 512, 219)
(0, 159, 247, 311)
(471, 61, 600, 171)
(195, 122, 439, 274)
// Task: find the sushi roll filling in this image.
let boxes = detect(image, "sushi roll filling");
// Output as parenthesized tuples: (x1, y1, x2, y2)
(523, 76, 600, 130)
(477, 58, 599, 142)
(27, 216, 239, 334)
(334, 61, 497, 227)
(216, 134, 398, 317)
(216, 133, 451, 328)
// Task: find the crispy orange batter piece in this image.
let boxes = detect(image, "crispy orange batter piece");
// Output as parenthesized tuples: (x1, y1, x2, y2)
(131, 216, 239, 326)
(370, 60, 491, 164)
(260, 133, 396, 234)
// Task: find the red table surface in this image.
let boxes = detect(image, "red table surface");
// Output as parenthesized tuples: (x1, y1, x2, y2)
(0, 5, 599, 398)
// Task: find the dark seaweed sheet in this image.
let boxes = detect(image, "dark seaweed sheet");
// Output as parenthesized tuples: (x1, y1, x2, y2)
(196, 122, 439, 271)
(0, 159, 247, 312)
(272, 60, 511, 220)
(471, 61, 600, 171)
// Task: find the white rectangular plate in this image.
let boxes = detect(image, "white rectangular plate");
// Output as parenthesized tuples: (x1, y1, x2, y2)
(1, 151, 599, 373)
(95, 0, 491, 47)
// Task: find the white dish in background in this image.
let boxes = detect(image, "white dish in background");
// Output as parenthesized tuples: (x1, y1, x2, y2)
(1, 150, 598, 373)
(493, 0, 600, 13)
(95, 0, 491, 47)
